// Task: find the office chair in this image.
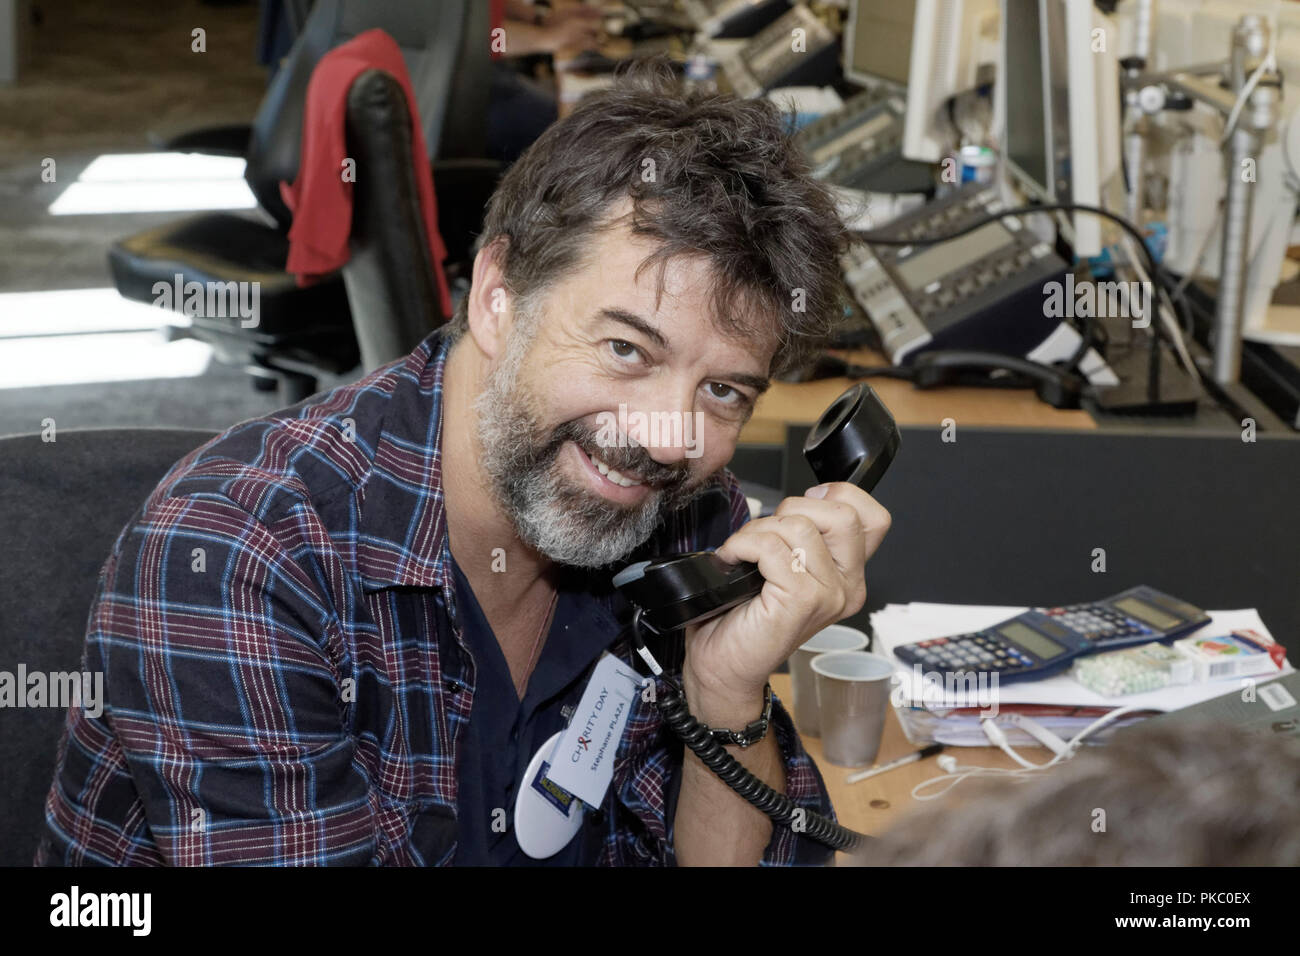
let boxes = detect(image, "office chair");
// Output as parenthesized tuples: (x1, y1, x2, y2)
(0, 427, 219, 867)
(109, 0, 499, 404)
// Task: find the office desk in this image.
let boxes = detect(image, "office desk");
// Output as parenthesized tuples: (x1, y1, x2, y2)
(769, 672, 1030, 864)
(751, 350, 1102, 854)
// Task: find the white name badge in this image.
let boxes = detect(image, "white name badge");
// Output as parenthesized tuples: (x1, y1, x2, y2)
(515, 731, 585, 859)
(544, 651, 642, 809)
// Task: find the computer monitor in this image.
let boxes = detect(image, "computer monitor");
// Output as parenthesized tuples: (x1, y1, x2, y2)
(1001, 0, 1049, 190)
(843, 0, 918, 89)
(900, 0, 999, 163)
(998, 0, 1121, 258)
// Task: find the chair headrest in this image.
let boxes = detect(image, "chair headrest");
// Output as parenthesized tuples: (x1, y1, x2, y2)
(244, 0, 491, 230)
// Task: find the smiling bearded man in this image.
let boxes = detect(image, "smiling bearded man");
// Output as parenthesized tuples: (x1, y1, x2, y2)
(38, 57, 890, 868)
(469, 260, 705, 570)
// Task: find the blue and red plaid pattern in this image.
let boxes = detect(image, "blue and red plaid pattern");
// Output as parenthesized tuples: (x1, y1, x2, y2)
(37, 327, 836, 866)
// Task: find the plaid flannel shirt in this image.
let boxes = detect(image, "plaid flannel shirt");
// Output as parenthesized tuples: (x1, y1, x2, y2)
(37, 327, 836, 866)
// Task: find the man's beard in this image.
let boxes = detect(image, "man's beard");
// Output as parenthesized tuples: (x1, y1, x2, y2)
(473, 317, 709, 568)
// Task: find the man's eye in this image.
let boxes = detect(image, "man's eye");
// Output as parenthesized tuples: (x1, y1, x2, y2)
(707, 382, 742, 405)
(608, 340, 643, 362)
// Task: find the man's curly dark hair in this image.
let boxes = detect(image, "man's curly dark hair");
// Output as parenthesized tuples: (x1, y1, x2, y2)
(445, 55, 851, 379)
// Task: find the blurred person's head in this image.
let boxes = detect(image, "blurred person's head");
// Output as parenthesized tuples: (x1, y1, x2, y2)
(854, 720, 1300, 866)
(447, 57, 849, 568)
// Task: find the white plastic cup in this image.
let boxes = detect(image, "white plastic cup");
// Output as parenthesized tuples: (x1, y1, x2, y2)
(789, 625, 869, 736)
(811, 651, 894, 767)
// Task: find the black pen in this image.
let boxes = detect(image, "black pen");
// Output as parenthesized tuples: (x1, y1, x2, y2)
(846, 743, 945, 784)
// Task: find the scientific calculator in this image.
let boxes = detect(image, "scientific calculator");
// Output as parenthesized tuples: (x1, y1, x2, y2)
(892, 586, 1210, 685)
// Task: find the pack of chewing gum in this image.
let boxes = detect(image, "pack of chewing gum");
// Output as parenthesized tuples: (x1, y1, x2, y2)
(1073, 629, 1286, 697)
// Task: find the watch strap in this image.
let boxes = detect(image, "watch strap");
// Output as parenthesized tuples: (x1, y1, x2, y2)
(699, 683, 773, 749)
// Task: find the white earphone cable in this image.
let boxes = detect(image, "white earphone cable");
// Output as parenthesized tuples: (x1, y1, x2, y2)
(909, 706, 1147, 801)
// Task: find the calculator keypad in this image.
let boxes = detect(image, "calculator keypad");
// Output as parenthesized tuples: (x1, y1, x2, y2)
(910, 633, 1035, 673)
(1043, 603, 1155, 644)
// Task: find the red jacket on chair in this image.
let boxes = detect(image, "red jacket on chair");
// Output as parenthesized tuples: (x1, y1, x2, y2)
(280, 28, 454, 319)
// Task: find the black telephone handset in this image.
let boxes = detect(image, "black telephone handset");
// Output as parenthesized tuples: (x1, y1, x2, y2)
(613, 383, 900, 633)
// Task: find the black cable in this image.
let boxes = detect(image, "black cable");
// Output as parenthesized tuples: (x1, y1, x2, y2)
(630, 611, 868, 854)
(1062, 265, 1114, 379)
(854, 200, 1163, 285)
(655, 679, 866, 852)
(1158, 268, 1199, 341)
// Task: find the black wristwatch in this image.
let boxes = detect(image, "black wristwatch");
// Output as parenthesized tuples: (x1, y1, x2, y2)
(699, 683, 773, 749)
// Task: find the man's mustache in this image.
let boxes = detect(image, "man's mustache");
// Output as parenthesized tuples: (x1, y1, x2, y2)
(550, 419, 692, 492)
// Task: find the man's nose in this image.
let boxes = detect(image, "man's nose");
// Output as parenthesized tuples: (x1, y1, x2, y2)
(624, 397, 697, 467)
(643, 435, 689, 468)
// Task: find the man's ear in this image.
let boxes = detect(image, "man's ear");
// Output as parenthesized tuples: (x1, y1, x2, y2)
(465, 237, 513, 361)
